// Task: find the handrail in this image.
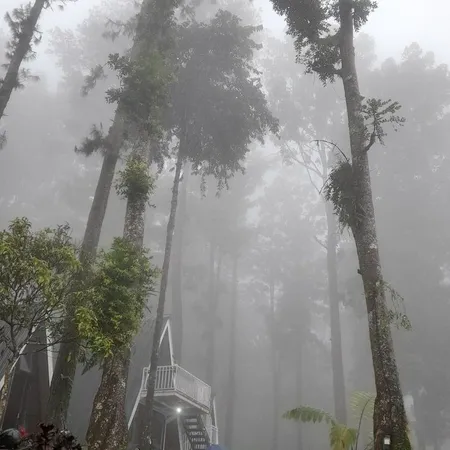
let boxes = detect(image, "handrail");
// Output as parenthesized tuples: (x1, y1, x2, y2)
(140, 365, 211, 409)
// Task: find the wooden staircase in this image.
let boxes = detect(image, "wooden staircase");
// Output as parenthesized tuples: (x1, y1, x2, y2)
(181, 415, 210, 450)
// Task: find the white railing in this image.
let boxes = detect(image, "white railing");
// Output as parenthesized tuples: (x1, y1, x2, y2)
(208, 425, 219, 445)
(203, 414, 219, 444)
(140, 365, 211, 410)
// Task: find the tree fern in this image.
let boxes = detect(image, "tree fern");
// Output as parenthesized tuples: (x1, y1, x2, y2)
(283, 391, 377, 450)
(283, 406, 358, 450)
(283, 406, 336, 425)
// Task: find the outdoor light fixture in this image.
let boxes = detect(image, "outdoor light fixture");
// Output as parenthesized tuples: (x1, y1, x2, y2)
(176, 407, 182, 414)
(383, 435, 391, 450)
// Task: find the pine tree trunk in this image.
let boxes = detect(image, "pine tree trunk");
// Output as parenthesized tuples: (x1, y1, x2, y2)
(338, 1, 410, 448)
(325, 201, 347, 424)
(0, 362, 13, 426)
(224, 256, 238, 449)
(46, 118, 124, 427)
(205, 252, 222, 390)
(139, 146, 184, 449)
(86, 142, 150, 450)
(0, 0, 46, 120)
(171, 163, 189, 362)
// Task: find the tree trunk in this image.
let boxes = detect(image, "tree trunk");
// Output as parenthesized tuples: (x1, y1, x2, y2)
(85, 351, 131, 450)
(0, 0, 46, 120)
(86, 143, 150, 450)
(338, 1, 410, 449)
(139, 147, 184, 449)
(269, 274, 279, 450)
(205, 251, 222, 390)
(325, 201, 347, 424)
(46, 118, 123, 427)
(224, 256, 238, 449)
(0, 362, 14, 426)
(171, 162, 189, 362)
(295, 352, 303, 450)
(46, 0, 172, 422)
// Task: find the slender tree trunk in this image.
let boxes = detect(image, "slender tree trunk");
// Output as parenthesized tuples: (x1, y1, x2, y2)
(0, 0, 46, 120)
(269, 274, 279, 450)
(295, 352, 303, 450)
(338, 1, 410, 448)
(0, 362, 14, 426)
(86, 143, 150, 450)
(46, 118, 123, 427)
(205, 251, 222, 390)
(325, 201, 347, 423)
(224, 256, 238, 449)
(317, 144, 347, 424)
(171, 162, 189, 362)
(139, 146, 184, 449)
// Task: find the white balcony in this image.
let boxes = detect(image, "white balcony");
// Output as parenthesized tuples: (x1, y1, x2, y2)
(140, 365, 211, 414)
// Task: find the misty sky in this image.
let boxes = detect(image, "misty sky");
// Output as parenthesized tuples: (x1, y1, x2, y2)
(1, 0, 449, 83)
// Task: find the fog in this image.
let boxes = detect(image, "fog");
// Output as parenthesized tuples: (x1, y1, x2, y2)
(1, 1, 450, 450)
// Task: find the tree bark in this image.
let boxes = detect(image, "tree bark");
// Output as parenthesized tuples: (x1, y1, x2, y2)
(171, 162, 189, 363)
(224, 256, 238, 449)
(0, 0, 46, 120)
(338, 1, 410, 448)
(85, 143, 150, 450)
(46, 118, 124, 427)
(205, 251, 222, 390)
(85, 351, 131, 450)
(139, 146, 184, 449)
(0, 362, 14, 427)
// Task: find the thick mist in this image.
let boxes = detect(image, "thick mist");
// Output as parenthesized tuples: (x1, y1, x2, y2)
(1, 1, 450, 450)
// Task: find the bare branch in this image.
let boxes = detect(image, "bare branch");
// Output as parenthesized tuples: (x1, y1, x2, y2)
(313, 235, 327, 250)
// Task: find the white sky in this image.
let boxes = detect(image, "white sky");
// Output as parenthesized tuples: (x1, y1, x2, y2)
(1, 0, 449, 83)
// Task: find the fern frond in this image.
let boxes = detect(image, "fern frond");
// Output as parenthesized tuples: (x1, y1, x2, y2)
(350, 391, 375, 422)
(283, 406, 336, 425)
(330, 423, 358, 450)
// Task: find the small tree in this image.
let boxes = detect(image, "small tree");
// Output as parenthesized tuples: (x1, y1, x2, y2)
(0, 217, 80, 421)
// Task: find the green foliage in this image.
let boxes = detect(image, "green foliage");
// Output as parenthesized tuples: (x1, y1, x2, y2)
(74, 124, 107, 156)
(106, 51, 172, 138)
(324, 159, 356, 230)
(362, 98, 405, 148)
(382, 282, 412, 330)
(284, 391, 376, 450)
(76, 237, 159, 362)
(115, 154, 156, 203)
(268, 0, 377, 83)
(0, 218, 80, 357)
(4, 4, 42, 64)
(170, 10, 278, 190)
